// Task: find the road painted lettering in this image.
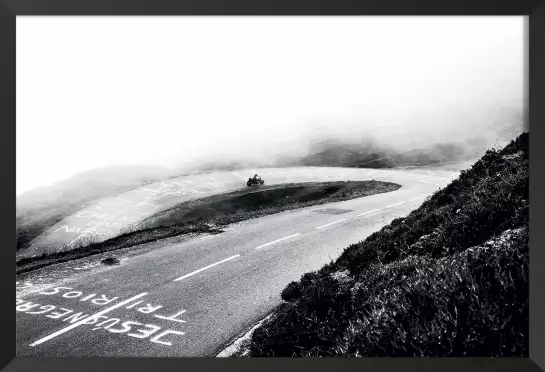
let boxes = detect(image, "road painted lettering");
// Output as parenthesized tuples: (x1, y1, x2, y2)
(154, 310, 187, 323)
(39, 287, 73, 295)
(27, 305, 56, 315)
(76, 212, 139, 223)
(127, 324, 162, 339)
(62, 312, 90, 324)
(137, 303, 163, 314)
(125, 300, 144, 309)
(16, 302, 41, 312)
(76, 211, 99, 218)
(150, 330, 186, 346)
(30, 286, 186, 327)
(53, 225, 82, 234)
(92, 317, 121, 330)
(85, 315, 108, 327)
(36, 287, 121, 307)
(101, 320, 141, 333)
(92, 295, 119, 306)
(94, 228, 112, 235)
(18, 297, 187, 347)
(63, 291, 83, 298)
(80, 294, 97, 301)
(28, 292, 148, 346)
(45, 308, 74, 319)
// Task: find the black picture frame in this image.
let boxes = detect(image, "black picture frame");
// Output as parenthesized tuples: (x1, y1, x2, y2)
(2, 1, 544, 371)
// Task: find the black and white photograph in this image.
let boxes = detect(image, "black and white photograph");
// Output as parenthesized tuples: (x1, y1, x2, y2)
(15, 16, 529, 358)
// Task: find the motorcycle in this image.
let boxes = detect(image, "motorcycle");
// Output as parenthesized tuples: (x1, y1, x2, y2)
(247, 175, 265, 186)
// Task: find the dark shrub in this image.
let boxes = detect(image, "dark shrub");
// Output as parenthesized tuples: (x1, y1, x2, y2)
(101, 257, 120, 265)
(281, 281, 302, 302)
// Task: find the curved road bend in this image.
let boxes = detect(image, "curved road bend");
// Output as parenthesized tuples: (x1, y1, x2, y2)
(25, 166, 456, 253)
(16, 166, 461, 357)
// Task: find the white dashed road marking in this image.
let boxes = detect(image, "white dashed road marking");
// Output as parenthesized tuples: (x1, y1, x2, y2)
(314, 219, 348, 230)
(254, 233, 301, 250)
(173, 255, 241, 282)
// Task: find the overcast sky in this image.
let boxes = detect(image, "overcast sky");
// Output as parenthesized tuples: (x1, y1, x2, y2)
(16, 16, 525, 195)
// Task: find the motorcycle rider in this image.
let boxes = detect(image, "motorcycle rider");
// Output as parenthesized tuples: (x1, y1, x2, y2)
(247, 173, 263, 186)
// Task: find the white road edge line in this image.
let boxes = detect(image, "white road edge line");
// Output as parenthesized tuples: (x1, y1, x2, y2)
(29, 292, 148, 347)
(173, 255, 241, 282)
(356, 209, 382, 217)
(386, 201, 407, 209)
(314, 219, 347, 230)
(356, 195, 427, 217)
(254, 233, 301, 250)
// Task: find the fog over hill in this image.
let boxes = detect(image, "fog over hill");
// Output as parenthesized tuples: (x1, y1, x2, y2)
(16, 97, 524, 251)
(290, 104, 525, 169)
(17, 99, 525, 215)
(182, 100, 526, 172)
(16, 16, 525, 249)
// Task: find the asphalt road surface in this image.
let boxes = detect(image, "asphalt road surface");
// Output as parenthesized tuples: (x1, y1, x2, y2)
(23, 166, 460, 256)
(16, 166, 463, 357)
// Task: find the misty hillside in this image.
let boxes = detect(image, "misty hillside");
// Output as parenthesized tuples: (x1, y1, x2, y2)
(282, 139, 477, 168)
(281, 115, 525, 169)
(168, 102, 525, 173)
(16, 165, 172, 250)
(176, 121, 524, 174)
(249, 132, 528, 357)
(274, 137, 496, 169)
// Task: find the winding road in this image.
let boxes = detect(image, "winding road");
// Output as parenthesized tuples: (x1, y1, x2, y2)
(16, 166, 463, 357)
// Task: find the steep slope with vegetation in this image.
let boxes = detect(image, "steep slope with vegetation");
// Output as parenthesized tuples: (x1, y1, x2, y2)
(248, 132, 528, 357)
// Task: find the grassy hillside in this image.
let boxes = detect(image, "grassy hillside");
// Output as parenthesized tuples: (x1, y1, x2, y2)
(248, 132, 529, 357)
(141, 181, 399, 229)
(16, 165, 172, 251)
